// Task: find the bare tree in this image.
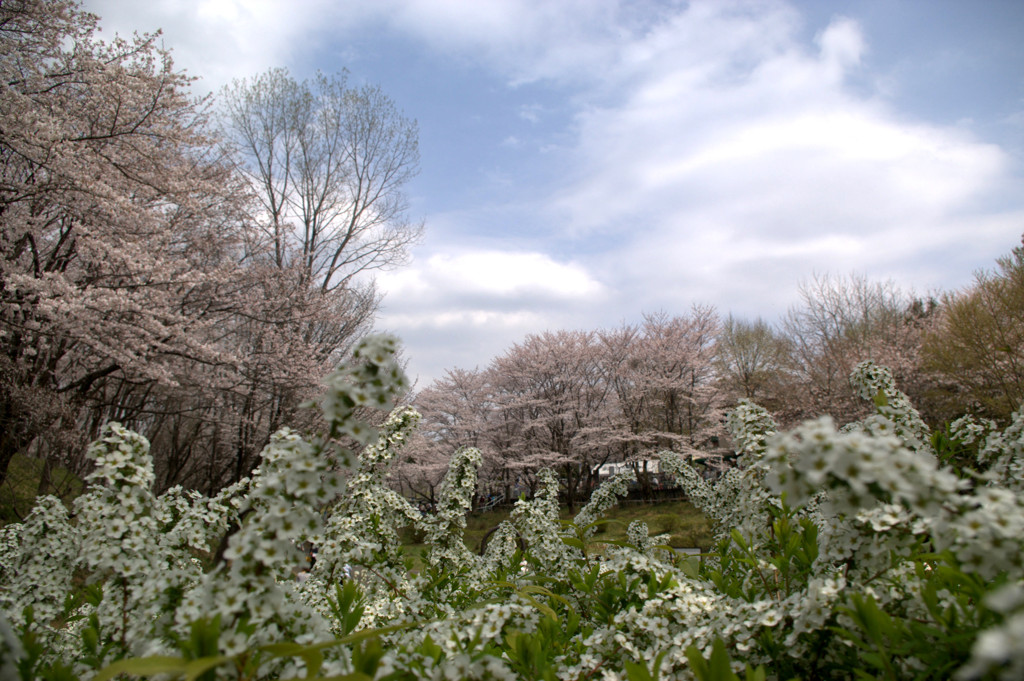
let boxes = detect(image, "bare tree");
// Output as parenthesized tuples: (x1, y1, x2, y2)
(220, 68, 422, 293)
(781, 273, 922, 425)
(715, 315, 792, 406)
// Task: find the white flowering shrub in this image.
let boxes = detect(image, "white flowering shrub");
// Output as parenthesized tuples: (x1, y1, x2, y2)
(969, 409, 1024, 493)
(2, 354, 1024, 680)
(573, 468, 637, 541)
(421, 446, 483, 572)
(315, 406, 423, 581)
(0, 496, 77, 629)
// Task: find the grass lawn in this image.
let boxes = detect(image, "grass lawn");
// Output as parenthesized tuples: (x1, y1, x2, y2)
(400, 498, 715, 568)
(0, 453, 83, 525)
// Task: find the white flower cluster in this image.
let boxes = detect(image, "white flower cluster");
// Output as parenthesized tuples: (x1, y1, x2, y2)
(764, 416, 961, 515)
(962, 405, 1019, 491)
(176, 336, 413, 655)
(72, 424, 205, 664)
(316, 334, 409, 466)
(0, 495, 77, 628)
(509, 469, 575, 576)
(626, 520, 656, 556)
(422, 446, 482, 571)
(0, 335, 414, 676)
(756, 365, 1024, 677)
(958, 581, 1024, 681)
(725, 398, 779, 463)
(848, 360, 932, 455)
(316, 406, 423, 581)
(179, 427, 339, 652)
(572, 468, 636, 540)
(660, 402, 781, 547)
(480, 520, 519, 573)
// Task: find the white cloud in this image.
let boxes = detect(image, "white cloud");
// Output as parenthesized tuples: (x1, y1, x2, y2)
(518, 104, 545, 123)
(379, 250, 604, 315)
(86, 0, 622, 89)
(376, 249, 607, 384)
(816, 16, 865, 74)
(546, 6, 1017, 324)
(374, 0, 631, 84)
(84, 0, 359, 91)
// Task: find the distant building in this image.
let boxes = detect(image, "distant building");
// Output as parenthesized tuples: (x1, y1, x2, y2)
(593, 459, 661, 479)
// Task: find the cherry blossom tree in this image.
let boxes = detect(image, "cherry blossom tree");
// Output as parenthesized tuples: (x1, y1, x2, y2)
(395, 368, 494, 506)
(484, 330, 617, 510)
(406, 312, 727, 508)
(0, 0, 255, 489)
(639, 308, 723, 448)
(598, 309, 724, 497)
(604, 309, 724, 450)
(0, 1, 406, 495)
(596, 322, 646, 452)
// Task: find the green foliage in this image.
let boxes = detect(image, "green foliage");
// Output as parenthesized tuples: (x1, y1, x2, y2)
(706, 502, 819, 602)
(831, 557, 1005, 681)
(327, 582, 366, 638)
(923, 235, 1024, 422)
(13, 608, 76, 681)
(502, 617, 563, 681)
(0, 454, 82, 525)
(930, 423, 982, 475)
(624, 650, 669, 681)
(684, 639, 766, 681)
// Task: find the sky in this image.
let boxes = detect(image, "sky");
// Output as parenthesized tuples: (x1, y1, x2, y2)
(82, 0, 1024, 388)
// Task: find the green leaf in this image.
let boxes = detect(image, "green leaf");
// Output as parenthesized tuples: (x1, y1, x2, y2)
(625, 650, 667, 681)
(684, 645, 710, 680)
(262, 641, 325, 678)
(183, 657, 233, 681)
(263, 642, 307, 656)
(624, 658, 655, 681)
(708, 639, 737, 680)
(678, 555, 701, 579)
(730, 529, 750, 551)
(350, 638, 384, 677)
(685, 639, 739, 681)
(520, 593, 558, 621)
(93, 656, 190, 681)
(519, 584, 572, 609)
(744, 665, 767, 681)
(561, 536, 586, 550)
(81, 625, 99, 654)
(419, 635, 444, 664)
(245, 620, 421, 678)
